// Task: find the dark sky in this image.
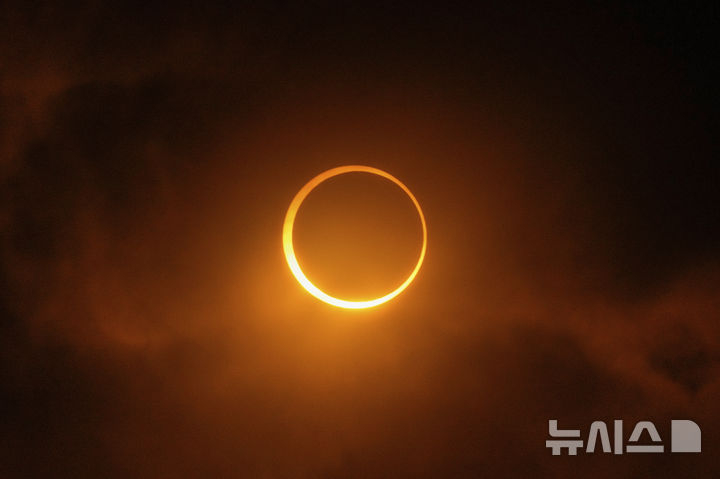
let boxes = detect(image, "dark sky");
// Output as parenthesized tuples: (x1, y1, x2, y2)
(1, 1, 719, 477)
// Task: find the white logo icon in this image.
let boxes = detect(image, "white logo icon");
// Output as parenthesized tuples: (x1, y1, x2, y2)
(546, 419, 701, 455)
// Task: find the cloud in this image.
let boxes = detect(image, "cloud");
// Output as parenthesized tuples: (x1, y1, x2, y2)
(1, 2, 718, 477)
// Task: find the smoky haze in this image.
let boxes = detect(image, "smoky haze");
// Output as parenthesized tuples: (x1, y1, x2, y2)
(0, 2, 719, 478)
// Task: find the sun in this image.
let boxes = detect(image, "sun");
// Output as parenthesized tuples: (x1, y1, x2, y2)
(282, 165, 427, 309)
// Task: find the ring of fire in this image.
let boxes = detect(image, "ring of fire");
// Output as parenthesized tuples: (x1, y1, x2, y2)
(282, 165, 427, 309)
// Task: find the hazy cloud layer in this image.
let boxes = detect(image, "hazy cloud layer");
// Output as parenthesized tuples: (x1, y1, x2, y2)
(1, 2, 718, 477)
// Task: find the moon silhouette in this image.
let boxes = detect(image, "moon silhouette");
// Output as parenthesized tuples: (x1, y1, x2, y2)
(282, 165, 427, 309)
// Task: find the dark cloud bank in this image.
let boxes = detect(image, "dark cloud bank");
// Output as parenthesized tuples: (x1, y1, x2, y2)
(1, 2, 719, 477)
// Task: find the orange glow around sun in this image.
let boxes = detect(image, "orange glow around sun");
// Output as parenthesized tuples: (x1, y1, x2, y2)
(282, 165, 427, 309)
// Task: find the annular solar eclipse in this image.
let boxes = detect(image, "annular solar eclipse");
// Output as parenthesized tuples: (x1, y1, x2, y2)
(283, 165, 427, 309)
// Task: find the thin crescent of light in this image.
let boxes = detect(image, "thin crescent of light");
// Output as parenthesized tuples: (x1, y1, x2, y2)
(282, 165, 427, 309)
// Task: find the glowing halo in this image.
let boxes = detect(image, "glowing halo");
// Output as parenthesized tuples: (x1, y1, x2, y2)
(282, 165, 427, 309)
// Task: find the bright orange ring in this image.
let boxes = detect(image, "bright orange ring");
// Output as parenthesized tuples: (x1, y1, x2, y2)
(282, 165, 427, 309)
